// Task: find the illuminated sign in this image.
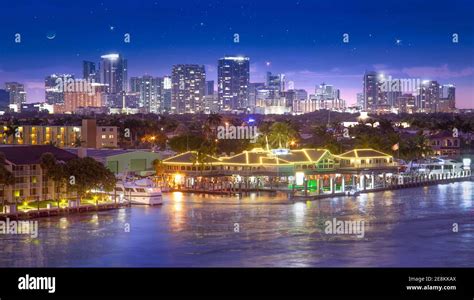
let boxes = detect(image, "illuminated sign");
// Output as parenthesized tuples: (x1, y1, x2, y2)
(271, 149, 290, 156)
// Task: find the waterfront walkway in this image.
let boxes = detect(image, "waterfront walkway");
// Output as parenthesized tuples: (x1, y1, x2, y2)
(2, 175, 471, 220)
(174, 174, 473, 201)
(0, 202, 128, 220)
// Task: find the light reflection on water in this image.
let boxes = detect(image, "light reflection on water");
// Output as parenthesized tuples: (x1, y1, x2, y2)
(0, 182, 473, 267)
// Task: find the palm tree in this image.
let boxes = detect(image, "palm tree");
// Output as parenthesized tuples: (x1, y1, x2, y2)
(65, 157, 117, 206)
(4, 124, 19, 142)
(354, 134, 371, 148)
(0, 152, 15, 208)
(267, 122, 298, 148)
(413, 132, 433, 158)
(192, 147, 211, 175)
(152, 158, 166, 184)
(378, 119, 395, 134)
(40, 153, 67, 209)
(205, 113, 223, 129)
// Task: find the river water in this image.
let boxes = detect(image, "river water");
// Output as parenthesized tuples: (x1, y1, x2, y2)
(0, 181, 473, 267)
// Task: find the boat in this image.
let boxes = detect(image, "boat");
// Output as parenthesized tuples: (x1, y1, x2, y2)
(112, 178, 163, 205)
(345, 186, 360, 196)
(405, 157, 464, 176)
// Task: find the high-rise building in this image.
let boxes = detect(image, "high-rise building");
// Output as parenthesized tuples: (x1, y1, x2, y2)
(123, 92, 140, 109)
(396, 94, 417, 114)
(5, 82, 26, 110)
(417, 80, 439, 113)
(314, 83, 344, 110)
(130, 76, 163, 113)
(99, 53, 128, 94)
(161, 76, 172, 113)
(171, 65, 206, 114)
(440, 84, 455, 100)
(0, 89, 10, 109)
(205, 80, 214, 96)
(45, 74, 74, 105)
(254, 87, 290, 114)
(438, 84, 456, 112)
(266, 72, 285, 92)
(83, 61, 98, 81)
(356, 93, 364, 108)
(248, 82, 265, 110)
(58, 91, 105, 114)
(363, 71, 379, 111)
(282, 89, 307, 110)
(217, 56, 250, 111)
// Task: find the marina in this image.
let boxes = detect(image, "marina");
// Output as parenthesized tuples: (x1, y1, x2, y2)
(1, 146, 471, 220)
(0, 181, 472, 267)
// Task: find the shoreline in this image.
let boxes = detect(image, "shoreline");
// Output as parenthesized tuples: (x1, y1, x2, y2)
(1, 176, 472, 220)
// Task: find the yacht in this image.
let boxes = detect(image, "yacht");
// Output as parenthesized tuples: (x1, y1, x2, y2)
(113, 178, 163, 205)
(405, 158, 464, 175)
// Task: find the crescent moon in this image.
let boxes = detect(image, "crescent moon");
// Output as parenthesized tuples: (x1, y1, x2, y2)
(46, 33, 56, 40)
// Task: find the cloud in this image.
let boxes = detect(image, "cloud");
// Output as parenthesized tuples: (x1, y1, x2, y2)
(372, 64, 400, 75)
(204, 64, 216, 72)
(24, 81, 45, 89)
(401, 64, 474, 79)
(284, 69, 360, 79)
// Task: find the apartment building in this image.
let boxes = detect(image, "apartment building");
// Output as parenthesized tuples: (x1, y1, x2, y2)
(0, 119, 117, 149)
(0, 145, 78, 204)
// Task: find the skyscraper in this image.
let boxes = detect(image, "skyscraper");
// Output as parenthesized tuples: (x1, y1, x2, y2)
(45, 74, 74, 105)
(99, 53, 128, 94)
(248, 82, 265, 110)
(217, 56, 250, 111)
(315, 83, 344, 110)
(438, 84, 456, 113)
(161, 76, 172, 113)
(171, 65, 206, 114)
(356, 93, 364, 108)
(282, 89, 307, 111)
(440, 84, 455, 100)
(205, 80, 214, 95)
(5, 82, 26, 109)
(0, 89, 9, 109)
(363, 71, 380, 111)
(130, 75, 163, 113)
(83, 61, 98, 81)
(417, 80, 439, 113)
(62, 91, 105, 114)
(266, 72, 285, 92)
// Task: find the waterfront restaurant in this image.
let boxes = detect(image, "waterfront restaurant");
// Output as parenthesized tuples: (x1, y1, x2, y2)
(161, 147, 399, 194)
(336, 149, 398, 191)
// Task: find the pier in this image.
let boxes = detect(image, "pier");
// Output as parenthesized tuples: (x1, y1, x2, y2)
(0, 201, 129, 221)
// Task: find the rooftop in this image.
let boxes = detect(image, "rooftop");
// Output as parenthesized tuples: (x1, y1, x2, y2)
(338, 149, 392, 159)
(0, 145, 78, 165)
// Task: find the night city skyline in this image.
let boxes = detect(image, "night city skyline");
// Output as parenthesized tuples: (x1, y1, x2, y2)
(0, 0, 473, 108)
(1, 2, 474, 297)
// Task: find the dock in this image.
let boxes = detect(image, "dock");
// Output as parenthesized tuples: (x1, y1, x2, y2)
(0, 202, 129, 221)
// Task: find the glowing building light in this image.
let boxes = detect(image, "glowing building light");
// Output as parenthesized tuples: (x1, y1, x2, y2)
(295, 172, 305, 186)
(463, 158, 471, 170)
